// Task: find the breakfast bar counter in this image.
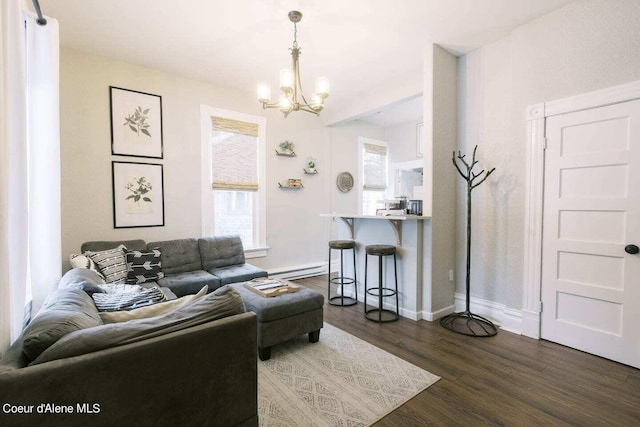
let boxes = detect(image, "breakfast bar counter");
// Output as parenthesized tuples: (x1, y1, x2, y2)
(319, 213, 431, 246)
(321, 213, 431, 320)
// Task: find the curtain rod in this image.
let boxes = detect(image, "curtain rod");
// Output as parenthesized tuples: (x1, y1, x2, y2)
(31, 0, 47, 26)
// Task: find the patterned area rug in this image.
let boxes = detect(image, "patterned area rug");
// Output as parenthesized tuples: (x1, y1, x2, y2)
(258, 322, 440, 426)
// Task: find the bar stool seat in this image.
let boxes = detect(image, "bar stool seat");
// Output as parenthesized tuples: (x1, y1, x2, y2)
(328, 240, 357, 306)
(364, 244, 399, 322)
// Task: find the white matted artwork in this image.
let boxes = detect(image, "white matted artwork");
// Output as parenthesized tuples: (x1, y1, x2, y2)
(112, 161, 164, 228)
(110, 86, 163, 159)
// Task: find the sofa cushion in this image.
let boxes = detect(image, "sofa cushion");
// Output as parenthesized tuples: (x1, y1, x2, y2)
(58, 267, 106, 296)
(157, 270, 221, 297)
(86, 244, 128, 284)
(32, 285, 246, 365)
(125, 248, 165, 284)
(81, 239, 147, 253)
(99, 285, 208, 324)
(209, 264, 268, 286)
(147, 238, 201, 274)
(199, 236, 245, 270)
(22, 288, 103, 361)
(69, 253, 105, 281)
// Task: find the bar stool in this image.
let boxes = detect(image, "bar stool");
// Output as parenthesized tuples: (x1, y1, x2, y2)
(327, 240, 357, 306)
(364, 244, 399, 322)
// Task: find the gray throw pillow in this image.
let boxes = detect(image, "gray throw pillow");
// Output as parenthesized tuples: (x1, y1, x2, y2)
(32, 285, 246, 365)
(86, 244, 128, 284)
(22, 288, 103, 361)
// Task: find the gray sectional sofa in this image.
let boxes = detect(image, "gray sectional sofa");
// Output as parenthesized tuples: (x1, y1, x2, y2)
(0, 235, 267, 426)
(81, 235, 268, 297)
(0, 269, 258, 427)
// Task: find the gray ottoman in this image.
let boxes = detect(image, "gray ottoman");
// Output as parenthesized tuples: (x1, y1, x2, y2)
(230, 282, 324, 360)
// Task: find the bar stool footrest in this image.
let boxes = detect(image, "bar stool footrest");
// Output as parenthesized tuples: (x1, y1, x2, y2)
(330, 277, 355, 286)
(365, 287, 397, 298)
(328, 296, 358, 306)
(364, 308, 399, 322)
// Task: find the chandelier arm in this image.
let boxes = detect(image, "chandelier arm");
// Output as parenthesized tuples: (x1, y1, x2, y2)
(299, 107, 320, 115)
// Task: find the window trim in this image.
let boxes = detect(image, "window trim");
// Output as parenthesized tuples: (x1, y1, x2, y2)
(200, 105, 267, 255)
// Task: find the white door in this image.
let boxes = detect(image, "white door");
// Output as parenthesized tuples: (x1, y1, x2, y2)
(541, 100, 640, 368)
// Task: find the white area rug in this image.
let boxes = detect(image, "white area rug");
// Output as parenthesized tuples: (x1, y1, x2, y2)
(258, 322, 440, 426)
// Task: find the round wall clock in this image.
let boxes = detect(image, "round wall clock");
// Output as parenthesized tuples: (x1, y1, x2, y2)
(336, 171, 354, 193)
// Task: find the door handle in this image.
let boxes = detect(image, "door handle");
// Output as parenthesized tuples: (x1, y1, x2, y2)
(625, 244, 639, 255)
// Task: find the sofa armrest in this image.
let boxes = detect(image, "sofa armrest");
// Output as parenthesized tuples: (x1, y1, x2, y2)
(0, 312, 258, 427)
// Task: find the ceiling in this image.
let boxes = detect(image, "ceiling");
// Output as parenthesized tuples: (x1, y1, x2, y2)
(38, 0, 572, 122)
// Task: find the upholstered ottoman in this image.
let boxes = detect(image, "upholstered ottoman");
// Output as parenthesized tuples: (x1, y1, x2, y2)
(230, 282, 324, 360)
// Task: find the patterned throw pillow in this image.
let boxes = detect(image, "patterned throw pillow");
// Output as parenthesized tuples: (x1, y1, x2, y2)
(69, 253, 105, 281)
(125, 248, 164, 284)
(86, 244, 128, 284)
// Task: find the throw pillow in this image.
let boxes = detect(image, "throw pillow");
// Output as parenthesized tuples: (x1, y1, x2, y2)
(32, 285, 246, 365)
(22, 288, 103, 361)
(92, 285, 167, 312)
(125, 248, 164, 284)
(69, 253, 105, 281)
(99, 285, 208, 324)
(86, 244, 128, 284)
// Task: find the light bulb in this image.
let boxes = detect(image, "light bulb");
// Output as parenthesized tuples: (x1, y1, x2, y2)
(280, 69, 294, 92)
(315, 77, 329, 98)
(279, 95, 292, 110)
(257, 83, 271, 103)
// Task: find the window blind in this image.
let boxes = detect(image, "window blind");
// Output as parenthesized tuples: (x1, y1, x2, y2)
(211, 116, 259, 191)
(363, 142, 387, 190)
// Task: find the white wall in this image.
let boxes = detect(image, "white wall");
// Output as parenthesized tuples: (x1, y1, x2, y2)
(385, 118, 422, 164)
(60, 48, 331, 272)
(425, 45, 458, 315)
(457, 0, 640, 310)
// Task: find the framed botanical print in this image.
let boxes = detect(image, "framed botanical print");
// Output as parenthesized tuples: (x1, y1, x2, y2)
(110, 86, 163, 159)
(112, 161, 164, 228)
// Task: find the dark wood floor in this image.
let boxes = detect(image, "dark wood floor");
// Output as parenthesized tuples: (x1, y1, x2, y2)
(293, 275, 640, 426)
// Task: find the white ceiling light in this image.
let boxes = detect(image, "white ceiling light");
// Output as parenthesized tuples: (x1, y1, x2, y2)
(257, 11, 329, 118)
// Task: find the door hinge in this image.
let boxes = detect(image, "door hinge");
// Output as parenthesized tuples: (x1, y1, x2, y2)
(537, 301, 543, 313)
(542, 137, 547, 150)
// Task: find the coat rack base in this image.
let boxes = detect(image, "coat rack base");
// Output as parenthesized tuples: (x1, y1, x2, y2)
(440, 311, 498, 337)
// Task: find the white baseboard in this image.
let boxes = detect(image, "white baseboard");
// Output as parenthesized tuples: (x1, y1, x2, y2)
(421, 304, 456, 322)
(268, 262, 328, 281)
(454, 293, 523, 335)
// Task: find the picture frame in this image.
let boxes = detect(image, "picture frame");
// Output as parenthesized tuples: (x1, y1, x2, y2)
(112, 161, 165, 228)
(110, 86, 163, 159)
(416, 122, 424, 158)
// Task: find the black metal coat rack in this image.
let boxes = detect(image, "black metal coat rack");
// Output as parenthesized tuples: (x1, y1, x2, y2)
(440, 146, 498, 337)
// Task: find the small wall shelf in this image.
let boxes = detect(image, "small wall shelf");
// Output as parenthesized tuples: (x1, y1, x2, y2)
(278, 182, 304, 189)
(304, 168, 318, 175)
(275, 150, 296, 157)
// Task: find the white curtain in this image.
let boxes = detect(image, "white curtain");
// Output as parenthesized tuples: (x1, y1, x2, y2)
(0, 0, 60, 354)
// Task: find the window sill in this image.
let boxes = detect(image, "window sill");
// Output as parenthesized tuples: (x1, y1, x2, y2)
(245, 246, 269, 259)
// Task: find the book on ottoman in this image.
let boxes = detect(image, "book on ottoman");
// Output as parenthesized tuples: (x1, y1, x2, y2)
(243, 278, 300, 298)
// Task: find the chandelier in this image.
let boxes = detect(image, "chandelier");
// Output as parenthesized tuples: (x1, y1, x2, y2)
(257, 11, 329, 117)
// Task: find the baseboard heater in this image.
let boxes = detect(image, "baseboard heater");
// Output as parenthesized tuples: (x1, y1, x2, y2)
(268, 262, 328, 281)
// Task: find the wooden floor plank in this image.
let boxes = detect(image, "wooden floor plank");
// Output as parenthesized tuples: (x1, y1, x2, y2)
(292, 275, 640, 426)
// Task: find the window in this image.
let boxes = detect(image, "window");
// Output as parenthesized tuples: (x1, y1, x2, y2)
(358, 137, 388, 215)
(201, 107, 266, 256)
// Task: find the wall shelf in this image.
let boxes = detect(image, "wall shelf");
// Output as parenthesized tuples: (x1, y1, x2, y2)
(304, 168, 318, 174)
(278, 182, 304, 189)
(275, 150, 296, 157)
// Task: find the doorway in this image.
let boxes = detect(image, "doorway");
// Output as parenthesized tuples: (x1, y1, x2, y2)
(523, 80, 640, 369)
